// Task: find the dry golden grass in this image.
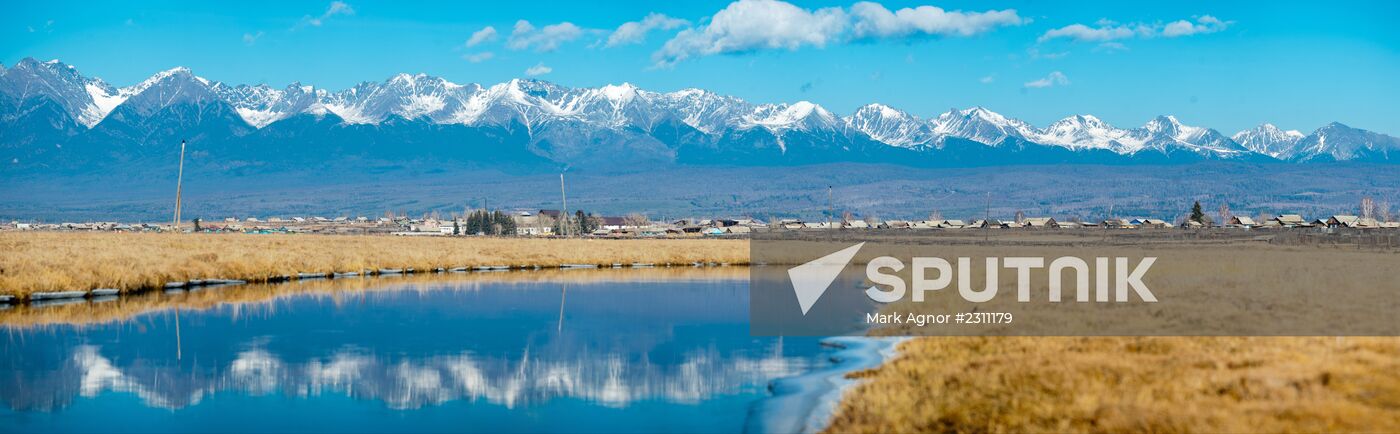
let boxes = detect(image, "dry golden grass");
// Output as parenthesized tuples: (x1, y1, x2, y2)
(815, 235, 1400, 433)
(826, 336, 1400, 433)
(0, 266, 749, 328)
(0, 232, 747, 297)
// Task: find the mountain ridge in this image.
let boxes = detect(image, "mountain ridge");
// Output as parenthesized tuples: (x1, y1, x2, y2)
(2, 57, 1398, 172)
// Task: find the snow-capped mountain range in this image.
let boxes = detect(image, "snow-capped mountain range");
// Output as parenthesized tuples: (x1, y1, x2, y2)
(2, 57, 1397, 170)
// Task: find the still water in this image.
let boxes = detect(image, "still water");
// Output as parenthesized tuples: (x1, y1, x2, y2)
(0, 270, 843, 433)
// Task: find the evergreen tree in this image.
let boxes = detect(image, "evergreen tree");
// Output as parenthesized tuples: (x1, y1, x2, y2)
(452, 220, 460, 236)
(1190, 201, 1206, 224)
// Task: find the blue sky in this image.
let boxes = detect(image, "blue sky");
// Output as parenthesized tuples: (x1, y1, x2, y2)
(4, 0, 1398, 134)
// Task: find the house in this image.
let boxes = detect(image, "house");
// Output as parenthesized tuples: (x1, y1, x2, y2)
(1381, 222, 1400, 229)
(937, 219, 967, 229)
(725, 226, 752, 234)
(598, 216, 629, 231)
(1274, 214, 1307, 227)
(1229, 216, 1258, 227)
(1181, 220, 1204, 229)
(1327, 215, 1361, 228)
(714, 219, 740, 227)
(1139, 219, 1171, 228)
(1358, 217, 1380, 228)
(703, 227, 725, 236)
(884, 220, 911, 229)
(1058, 221, 1080, 229)
(1022, 217, 1056, 228)
(845, 220, 870, 229)
(1104, 219, 1136, 229)
(291, 217, 307, 223)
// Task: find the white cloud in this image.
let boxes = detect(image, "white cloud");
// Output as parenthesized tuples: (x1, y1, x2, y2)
(1024, 71, 1069, 88)
(606, 13, 689, 47)
(525, 62, 552, 76)
(466, 26, 498, 47)
(979, 75, 995, 84)
(653, 0, 1021, 67)
(242, 31, 265, 46)
(300, 1, 354, 27)
(849, 1, 1022, 38)
(1038, 23, 1140, 43)
(654, 0, 848, 66)
(507, 20, 584, 52)
(1161, 15, 1230, 37)
(1039, 15, 1231, 43)
(464, 52, 495, 63)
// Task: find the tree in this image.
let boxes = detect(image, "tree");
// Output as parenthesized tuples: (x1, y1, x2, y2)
(1014, 210, 1026, 224)
(1218, 202, 1232, 225)
(928, 210, 943, 221)
(1380, 200, 1393, 223)
(452, 220, 460, 236)
(1360, 196, 1376, 219)
(623, 213, 650, 228)
(1190, 201, 1206, 224)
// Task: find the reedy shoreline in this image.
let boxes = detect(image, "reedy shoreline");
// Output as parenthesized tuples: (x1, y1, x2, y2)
(0, 232, 747, 299)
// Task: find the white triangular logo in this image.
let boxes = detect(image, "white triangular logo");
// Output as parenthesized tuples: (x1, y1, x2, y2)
(787, 242, 864, 315)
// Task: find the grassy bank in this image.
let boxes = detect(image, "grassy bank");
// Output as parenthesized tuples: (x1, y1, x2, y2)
(0, 232, 747, 297)
(825, 336, 1400, 433)
(818, 235, 1400, 432)
(0, 266, 750, 328)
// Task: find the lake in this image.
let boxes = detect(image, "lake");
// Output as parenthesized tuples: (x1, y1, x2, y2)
(0, 268, 860, 433)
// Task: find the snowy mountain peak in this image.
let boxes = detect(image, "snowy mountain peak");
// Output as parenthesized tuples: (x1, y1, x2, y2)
(599, 82, 639, 100)
(931, 106, 1036, 146)
(745, 101, 838, 132)
(1232, 122, 1306, 159)
(1029, 114, 1129, 151)
(845, 103, 934, 148)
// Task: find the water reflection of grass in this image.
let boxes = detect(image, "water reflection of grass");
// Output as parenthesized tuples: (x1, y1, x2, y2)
(0, 232, 747, 297)
(0, 266, 749, 328)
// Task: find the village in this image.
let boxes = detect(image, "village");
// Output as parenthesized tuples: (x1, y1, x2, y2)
(6, 209, 1398, 236)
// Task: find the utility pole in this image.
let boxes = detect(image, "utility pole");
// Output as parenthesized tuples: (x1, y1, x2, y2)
(559, 173, 569, 237)
(984, 191, 991, 242)
(172, 139, 187, 231)
(817, 184, 828, 231)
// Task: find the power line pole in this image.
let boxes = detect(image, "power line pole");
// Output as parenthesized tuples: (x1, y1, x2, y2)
(984, 191, 991, 242)
(172, 139, 187, 231)
(817, 184, 828, 231)
(559, 173, 569, 237)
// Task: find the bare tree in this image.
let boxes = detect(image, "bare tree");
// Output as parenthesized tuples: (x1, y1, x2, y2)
(928, 210, 943, 222)
(841, 210, 854, 224)
(1218, 202, 1232, 225)
(1360, 196, 1376, 219)
(1014, 210, 1026, 224)
(623, 213, 651, 228)
(1380, 200, 1393, 222)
